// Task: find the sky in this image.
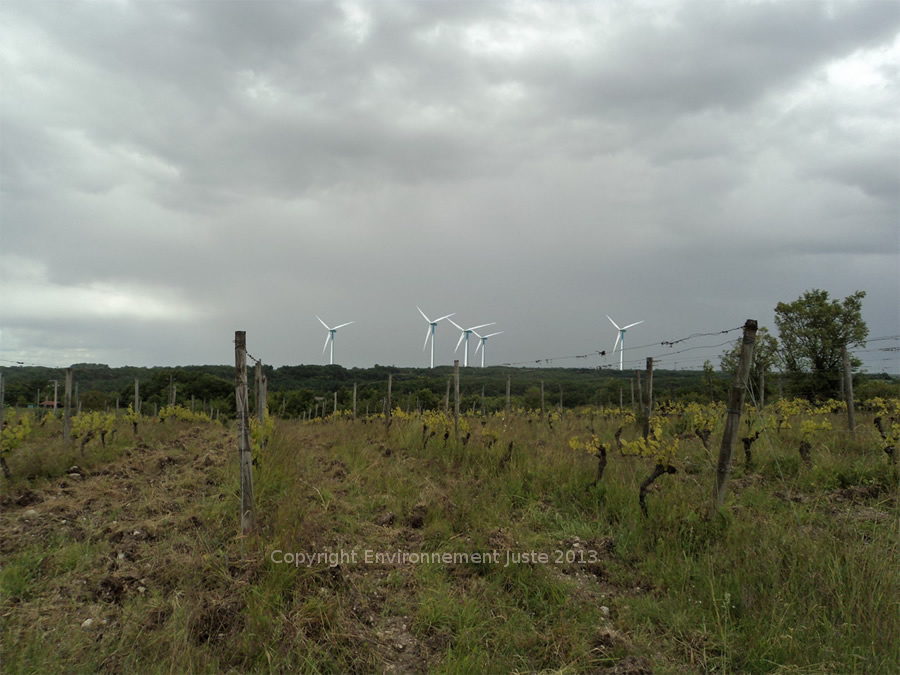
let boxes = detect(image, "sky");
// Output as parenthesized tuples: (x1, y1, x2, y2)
(1, 0, 899, 375)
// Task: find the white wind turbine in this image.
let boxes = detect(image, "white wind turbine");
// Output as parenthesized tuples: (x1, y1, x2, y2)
(473, 329, 503, 368)
(417, 306, 455, 368)
(448, 318, 496, 367)
(607, 315, 644, 371)
(317, 316, 354, 365)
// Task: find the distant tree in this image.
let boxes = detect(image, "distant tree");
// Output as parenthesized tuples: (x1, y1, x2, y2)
(720, 327, 780, 403)
(80, 390, 109, 412)
(774, 289, 867, 400)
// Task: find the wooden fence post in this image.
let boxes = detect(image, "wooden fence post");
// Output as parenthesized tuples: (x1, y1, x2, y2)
(454, 360, 460, 438)
(540, 381, 545, 420)
(713, 320, 758, 509)
(134, 378, 140, 414)
(642, 358, 653, 440)
(506, 375, 511, 419)
(0, 373, 7, 478)
(64, 368, 72, 450)
(353, 382, 358, 420)
(234, 331, 257, 534)
(385, 374, 392, 434)
(444, 378, 451, 414)
(842, 346, 856, 435)
(630, 379, 635, 414)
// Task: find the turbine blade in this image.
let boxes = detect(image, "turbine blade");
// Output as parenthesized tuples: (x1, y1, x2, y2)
(423, 326, 432, 351)
(484, 331, 503, 338)
(317, 316, 330, 330)
(613, 332, 621, 353)
(435, 313, 455, 322)
(455, 332, 465, 352)
(417, 306, 431, 323)
(333, 321, 354, 330)
(475, 339, 483, 354)
(322, 333, 331, 354)
(623, 320, 644, 330)
(469, 322, 496, 331)
(447, 318, 463, 331)
(607, 315, 620, 330)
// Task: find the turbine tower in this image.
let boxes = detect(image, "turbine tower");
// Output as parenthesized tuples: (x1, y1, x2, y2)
(473, 329, 503, 368)
(317, 316, 354, 365)
(449, 318, 496, 367)
(607, 315, 644, 371)
(417, 306, 455, 368)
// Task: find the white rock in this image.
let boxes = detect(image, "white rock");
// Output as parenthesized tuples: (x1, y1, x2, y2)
(22, 509, 39, 520)
(600, 606, 610, 617)
(81, 618, 95, 631)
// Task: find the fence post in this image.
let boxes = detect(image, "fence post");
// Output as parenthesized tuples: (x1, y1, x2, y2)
(0, 374, 7, 479)
(842, 346, 856, 435)
(234, 331, 257, 535)
(540, 381, 545, 420)
(385, 374, 392, 434)
(353, 383, 358, 420)
(713, 320, 758, 509)
(506, 375, 511, 419)
(64, 368, 73, 450)
(642, 358, 653, 439)
(454, 360, 460, 438)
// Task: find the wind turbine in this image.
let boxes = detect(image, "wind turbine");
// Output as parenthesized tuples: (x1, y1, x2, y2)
(317, 316, 354, 365)
(448, 318, 496, 367)
(417, 306, 455, 368)
(473, 329, 503, 368)
(607, 315, 644, 371)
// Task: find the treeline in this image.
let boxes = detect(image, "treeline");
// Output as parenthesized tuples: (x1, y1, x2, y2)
(2, 362, 897, 418)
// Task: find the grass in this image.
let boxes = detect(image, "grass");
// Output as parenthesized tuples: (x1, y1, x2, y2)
(1, 407, 898, 672)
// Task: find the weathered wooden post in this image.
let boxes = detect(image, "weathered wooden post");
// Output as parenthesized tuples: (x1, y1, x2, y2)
(454, 360, 460, 438)
(842, 346, 856, 435)
(134, 378, 140, 414)
(540, 381, 545, 420)
(713, 320, 758, 509)
(259, 374, 268, 450)
(334, 391, 339, 417)
(505, 375, 511, 419)
(642, 358, 653, 440)
(444, 377, 451, 414)
(630, 379, 635, 414)
(234, 331, 257, 534)
(64, 368, 73, 450)
(385, 374, 392, 434)
(481, 386, 486, 416)
(353, 382, 358, 420)
(0, 373, 8, 479)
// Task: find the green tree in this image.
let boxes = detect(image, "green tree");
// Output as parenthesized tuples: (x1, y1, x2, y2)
(774, 289, 867, 400)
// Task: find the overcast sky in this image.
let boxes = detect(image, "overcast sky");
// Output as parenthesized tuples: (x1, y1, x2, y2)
(1, 0, 898, 375)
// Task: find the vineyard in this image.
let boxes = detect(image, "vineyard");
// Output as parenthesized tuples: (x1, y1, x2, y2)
(1, 393, 898, 672)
